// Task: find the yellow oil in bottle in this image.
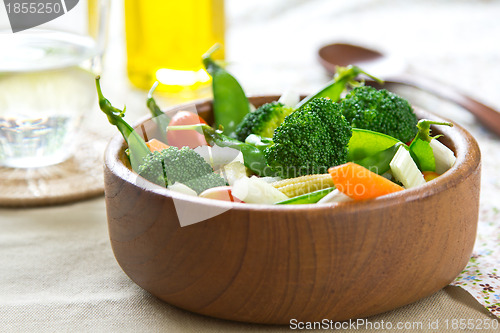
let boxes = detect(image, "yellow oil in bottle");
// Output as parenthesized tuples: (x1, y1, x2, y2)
(124, 0, 225, 92)
(87, 0, 98, 40)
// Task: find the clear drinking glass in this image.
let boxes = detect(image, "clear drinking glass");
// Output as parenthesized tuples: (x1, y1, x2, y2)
(0, 0, 109, 168)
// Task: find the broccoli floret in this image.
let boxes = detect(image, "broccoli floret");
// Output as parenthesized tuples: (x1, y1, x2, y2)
(183, 172, 228, 194)
(235, 101, 294, 141)
(339, 86, 418, 142)
(264, 98, 352, 178)
(137, 146, 226, 194)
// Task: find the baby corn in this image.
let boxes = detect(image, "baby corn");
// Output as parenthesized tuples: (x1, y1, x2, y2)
(272, 174, 334, 198)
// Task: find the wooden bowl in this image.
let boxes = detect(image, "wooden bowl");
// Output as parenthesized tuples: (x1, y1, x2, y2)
(104, 95, 481, 324)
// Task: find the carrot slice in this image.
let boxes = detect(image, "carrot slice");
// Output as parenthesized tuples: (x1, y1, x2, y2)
(146, 138, 170, 152)
(328, 162, 403, 200)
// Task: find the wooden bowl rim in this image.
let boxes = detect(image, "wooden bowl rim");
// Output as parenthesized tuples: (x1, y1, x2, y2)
(104, 95, 481, 215)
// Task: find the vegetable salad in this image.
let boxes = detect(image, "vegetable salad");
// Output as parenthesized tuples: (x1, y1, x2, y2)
(97, 46, 456, 205)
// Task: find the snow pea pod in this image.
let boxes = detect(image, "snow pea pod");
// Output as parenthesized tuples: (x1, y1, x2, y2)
(409, 139, 435, 171)
(347, 128, 401, 162)
(295, 65, 382, 109)
(203, 44, 251, 138)
(146, 81, 171, 138)
(276, 187, 335, 205)
(354, 142, 404, 175)
(409, 119, 453, 172)
(96, 76, 150, 172)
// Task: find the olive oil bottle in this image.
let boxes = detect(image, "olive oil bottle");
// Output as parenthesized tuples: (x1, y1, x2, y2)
(124, 0, 225, 92)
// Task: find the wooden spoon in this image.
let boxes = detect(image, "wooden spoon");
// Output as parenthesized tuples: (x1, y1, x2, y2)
(318, 43, 500, 136)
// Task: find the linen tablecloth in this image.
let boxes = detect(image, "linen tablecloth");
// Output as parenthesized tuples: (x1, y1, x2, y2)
(1, 0, 500, 331)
